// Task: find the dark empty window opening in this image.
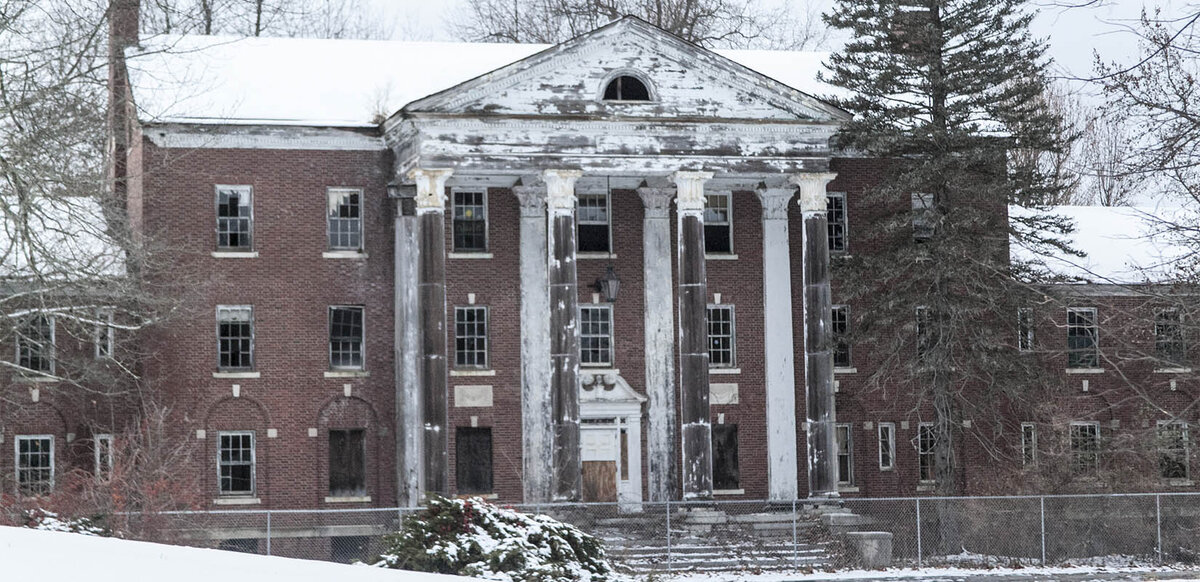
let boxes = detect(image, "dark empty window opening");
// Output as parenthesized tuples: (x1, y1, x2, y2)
(704, 193, 732, 254)
(331, 536, 370, 564)
(603, 75, 651, 101)
(329, 429, 366, 497)
(832, 305, 851, 368)
(456, 427, 493, 494)
(577, 193, 611, 253)
(712, 424, 739, 490)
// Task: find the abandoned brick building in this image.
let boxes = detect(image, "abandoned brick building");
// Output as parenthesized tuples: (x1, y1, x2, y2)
(1, 7, 1196, 512)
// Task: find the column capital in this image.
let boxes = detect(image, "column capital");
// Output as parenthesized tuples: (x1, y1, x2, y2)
(513, 185, 547, 218)
(638, 187, 675, 219)
(407, 168, 454, 212)
(543, 169, 583, 214)
(790, 172, 837, 213)
(755, 187, 795, 221)
(671, 171, 714, 214)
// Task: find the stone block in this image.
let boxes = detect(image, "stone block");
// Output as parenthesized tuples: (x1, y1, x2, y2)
(844, 531, 892, 569)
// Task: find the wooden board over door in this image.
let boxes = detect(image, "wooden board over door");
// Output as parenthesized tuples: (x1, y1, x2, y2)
(582, 461, 617, 502)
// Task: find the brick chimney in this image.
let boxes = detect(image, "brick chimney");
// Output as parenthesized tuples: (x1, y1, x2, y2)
(107, 0, 140, 205)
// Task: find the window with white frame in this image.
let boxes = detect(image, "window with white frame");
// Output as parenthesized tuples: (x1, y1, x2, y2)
(216, 185, 253, 250)
(1157, 421, 1189, 480)
(1018, 308, 1034, 352)
(1069, 422, 1100, 475)
(15, 435, 53, 495)
(1067, 308, 1099, 369)
(327, 188, 362, 251)
(452, 190, 487, 252)
(1155, 308, 1187, 367)
(703, 192, 732, 254)
(218, 431, 255, 495)
(577, 192, 611, 253)
(832, 305, 851, 368)
(95, 308, 114, 359)
(912, 192, 935, 241)
(836, 423, 854, 486)
(454, 306, 489, 368)
(878, 422, 895, 471)
(706, 305, 735, 368)
(217, 306, 253, 370)
(918, 423, 936, 482)
(580, 305, 613, 366)
(16, 314, 54, 374)
(827, 192, 847, 252)
(94, 434, 113, 481)
(1021, 422, 1037, 466)
(329, 306, 364, 370)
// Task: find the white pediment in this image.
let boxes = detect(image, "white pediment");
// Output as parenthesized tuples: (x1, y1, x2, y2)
(580, 370, 647, 404)
(403, 17, 848, 123)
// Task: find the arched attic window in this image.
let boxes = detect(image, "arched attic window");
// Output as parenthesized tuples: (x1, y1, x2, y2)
(602, 75, 651, 101)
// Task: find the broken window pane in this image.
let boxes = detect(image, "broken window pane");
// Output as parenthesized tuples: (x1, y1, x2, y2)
(216, 186, 253, 250)
(217, 306, 253, 370)
(577, 193, 610, 253)
(329, 306, 364, 369)
(703, 193, 732, 254)
(327, 188, 362, 251)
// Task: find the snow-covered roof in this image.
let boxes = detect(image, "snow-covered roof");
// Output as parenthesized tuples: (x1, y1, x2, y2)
(0, 196, 124, 279)
(127, 34, 838, 127)
(1010, 205, 1192, 284)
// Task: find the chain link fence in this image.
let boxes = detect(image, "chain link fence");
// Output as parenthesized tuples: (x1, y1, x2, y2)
(127, 493, 1200, 573)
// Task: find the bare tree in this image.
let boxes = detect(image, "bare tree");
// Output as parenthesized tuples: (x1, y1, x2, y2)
(451, 0, 829, 49)
(140, 0, 394, 39)
(1077, 111, 1143, 206)
(1009, 81, 1089, 205)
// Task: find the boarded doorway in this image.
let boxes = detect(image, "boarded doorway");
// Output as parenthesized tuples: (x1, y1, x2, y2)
(581, 424, 618, 502)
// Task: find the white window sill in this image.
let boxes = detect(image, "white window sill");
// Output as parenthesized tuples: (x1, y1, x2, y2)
(448, 252, 493, 259)
(705, 254, 739, 260)
(1166, 479, 1194, 487)
(1155, 368, 1193, 374)
(451, 369, 496, 377)
(455, 493, 499, 500)
(709, 368, 741, 375)
(834, 367, 858, 375)
(1066, 368, 1105, 374)
(713, 488, 745, 495)
(916, 483, 936, 492)
(213, 497, 261, 505)
(323, 251, 367, 259)
(214, 371, 260, 379)
(325, 370, 369, 378)
(838, 485, 860, 493)
(324, 496, 371, 503)
(15, 376, 58, 383)
(578, 252, 617, 259)
(212, 251, 258, 258)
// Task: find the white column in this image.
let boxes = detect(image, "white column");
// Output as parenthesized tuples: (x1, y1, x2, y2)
(638, 186, 677, 502)
(756, 186, 799, 501)
(545, 168, 584, 501)
(394, 193, 422, 507)
(514, 182, 552, 503)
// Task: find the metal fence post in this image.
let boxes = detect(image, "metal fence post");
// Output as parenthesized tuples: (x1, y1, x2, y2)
(1040, 496, 1046, 566)
(665, 498, 672, 573)
(1156, 493, 1163, 564)
(915, 498, 922, 567)
(792, 498, 799, 568)
(266, 510, 272, 556)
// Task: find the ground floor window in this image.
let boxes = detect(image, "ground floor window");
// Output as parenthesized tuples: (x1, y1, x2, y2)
(1158, 421, 1189, 480)
(712, 424, 739, 490)
(918, 423, 936, 482)
(15, 435, 53, 495)
(218, 431, 255, 495)
(1070, 422, 1100, 475)
(878, 423, 895, 471)
(455, 427, 493, 494)
(1021, 423, 1037, 466)
(836, 423, 854, 486)
(94, 434, 114, 481)
(329, 429, 366, 497)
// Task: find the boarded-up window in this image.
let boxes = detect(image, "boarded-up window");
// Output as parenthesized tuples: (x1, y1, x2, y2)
(456, 427, 493, 494)
(712, 424, 739, 490)
(329, 429, 366, 497)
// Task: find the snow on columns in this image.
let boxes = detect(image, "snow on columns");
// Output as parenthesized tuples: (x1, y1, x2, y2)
(673, 170, 714, 501)
(545, 169, 584, 502)
(514, 183, 553, 504)
(793, 172, 839, 499)
(638, 186, 678, 503)
(409, 167, 453, 497)
(394, 189, 423, 507)
(756, 186, 800, 502)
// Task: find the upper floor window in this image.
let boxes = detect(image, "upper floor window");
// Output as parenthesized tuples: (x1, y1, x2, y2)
(832, 305, 851, 368)
(704, 193, 732, 254)
(577, 192, 611, 253)
(453, 190, 487, 252)
(912, 192, 935, 242)
(580, 304, 613, 366)
(1155, 308, 1186, 367)
(707, 305, 735, 368)
(454, 306, 489, 369)
(602, 75, 651, 101)
(1017, 307, 1034, 352)
(217, 305, 254, 370)
(1067, 307, 1099, 369)
(17, 314, 54, 374)
(216, 185, 253, 250)
(16, 435, 54, 495)
(827, 192, 847, 252)
(915, 306, 935, 361)
(327, 188, 362, 251)
(329, 306, 364, 370)
(95, 308, 114, 359)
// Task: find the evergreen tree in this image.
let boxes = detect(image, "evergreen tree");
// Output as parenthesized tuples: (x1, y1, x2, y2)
(821, 0, 1075, 505)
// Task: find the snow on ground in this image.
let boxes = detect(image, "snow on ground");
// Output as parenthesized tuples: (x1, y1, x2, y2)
(0, 526, 473, 582)
(667, 565, 1196, 582)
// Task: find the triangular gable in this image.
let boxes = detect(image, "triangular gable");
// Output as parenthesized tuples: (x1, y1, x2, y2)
(401, 16, 849, 123)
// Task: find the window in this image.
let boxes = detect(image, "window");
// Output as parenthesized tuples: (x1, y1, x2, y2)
(703, 193, 732, 254)
(918, 423, 936, 482)
(452, 190, 487, 252)
(455, 427, 493, 494)
(1157, 421, 1189, 480)
(827, 192, 847, 252)
(218, 431, 255, 495)
(94, 434, 114, 481)
(577, 193, 611, 253)
(832, 305, 851, 368)
(216, 185, 252, 250)
(16, 314, 54, 374)
(878, 423, 895, 471)
(329, 306, 364, 370)
(580, 305, 613, 366)
(602, 75, 650, 101)
(1155, 308, 1186, 367)
(329, 429, 366, 497)
(1069, 422, 1100, 475)
(217, 306, 253, 370)
(454, 306, 489, 368)
(1017, 308, 1034, 352)
(95, 308, 114, 359)
(916, 306, 934, 361)
(327, 188, 362, 251)
(712, 424, 740, 490)
(1067, 307, 1099, 369)
(1021, 423, 1037, 466)
(912, 193, 935, 241)
(707, 305, 735, 368)
(836, 423, 854, 486)
(15, 435, 53, 495)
